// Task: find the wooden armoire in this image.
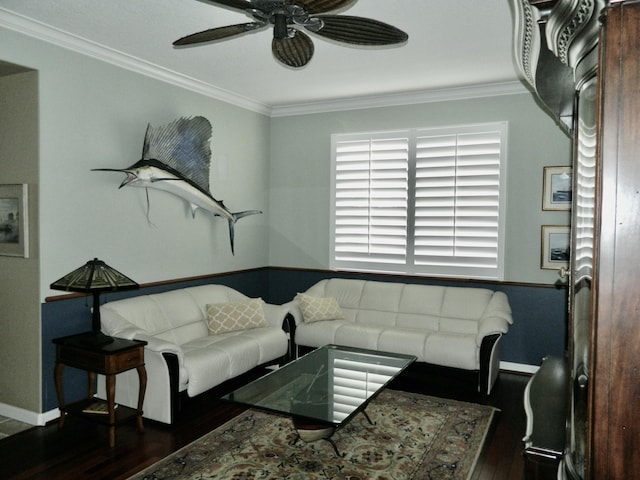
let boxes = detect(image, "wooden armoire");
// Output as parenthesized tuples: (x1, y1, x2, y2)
(512, 1, 640, 479)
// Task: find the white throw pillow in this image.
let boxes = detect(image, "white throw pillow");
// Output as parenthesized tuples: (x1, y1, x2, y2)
(295, 293, 344, 323)
(206, 298, 268, 335)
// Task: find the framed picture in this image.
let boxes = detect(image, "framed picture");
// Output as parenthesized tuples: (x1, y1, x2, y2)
(541, 225, 570, 269)
(543, 166, 572, 210)
(0, 184, 29, 258)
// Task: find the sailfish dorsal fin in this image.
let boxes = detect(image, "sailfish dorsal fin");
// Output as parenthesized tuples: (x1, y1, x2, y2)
(141, 116, 212, 194)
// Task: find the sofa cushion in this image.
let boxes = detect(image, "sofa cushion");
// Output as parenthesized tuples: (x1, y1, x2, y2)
(295, 293, 343, 323)
(378, 328, 435, 361)
(423, 332, 479, 370)
(206, 298, 268, 335)
(182, 326, 287, 396)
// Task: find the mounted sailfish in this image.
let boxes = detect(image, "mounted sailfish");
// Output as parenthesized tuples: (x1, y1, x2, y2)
(93, 116, 261, 255)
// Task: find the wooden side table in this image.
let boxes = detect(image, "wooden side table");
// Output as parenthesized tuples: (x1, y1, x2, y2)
(53, 332, 147, 448)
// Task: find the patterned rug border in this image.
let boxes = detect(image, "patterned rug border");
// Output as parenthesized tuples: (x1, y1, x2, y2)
(130, 390, 498, 480)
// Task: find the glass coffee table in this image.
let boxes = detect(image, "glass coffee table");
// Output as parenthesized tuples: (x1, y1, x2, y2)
(222, 344, 416, 455)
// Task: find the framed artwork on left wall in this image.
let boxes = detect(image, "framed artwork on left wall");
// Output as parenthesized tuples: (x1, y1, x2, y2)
(0, 184, 29, 258)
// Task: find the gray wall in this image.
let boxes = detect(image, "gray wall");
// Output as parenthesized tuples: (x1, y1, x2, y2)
(268, 93, 572, 284)
(0, 27, 271, 303)
(0, 69, 40, 412)
(0, 26, 271, 418)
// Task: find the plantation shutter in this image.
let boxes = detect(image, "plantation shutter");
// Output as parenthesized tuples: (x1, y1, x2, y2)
(331, 123, 506, 280)
(413, 126, 504, 278)
(332, 133, 409, 268)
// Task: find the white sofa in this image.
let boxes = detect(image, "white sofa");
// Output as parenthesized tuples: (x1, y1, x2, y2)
(96, 284, 290, 424)
(289, 278, 513, 394)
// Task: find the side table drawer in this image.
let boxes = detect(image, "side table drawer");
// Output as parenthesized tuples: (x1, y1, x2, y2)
(108, 348, 144, 372)
(57, 346, 144, 374)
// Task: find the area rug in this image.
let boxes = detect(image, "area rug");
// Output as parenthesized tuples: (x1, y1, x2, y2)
(129, 390, 497, 480)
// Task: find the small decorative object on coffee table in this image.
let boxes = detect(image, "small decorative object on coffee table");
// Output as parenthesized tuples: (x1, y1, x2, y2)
(222, 344, 415, 456)
(53, 332, 147, 448)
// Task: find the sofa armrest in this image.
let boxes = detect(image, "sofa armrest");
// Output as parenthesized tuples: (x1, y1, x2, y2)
(262, 302, 290, 329)
(484, 291, 513, 324)
(476, 315, 511, 345)
(102, 311, 186, 366)
(476, 291, 513, 346)
(282, 300, 303, 326)
(131, 332, 183, 356)
(114, 330, 186, 371)
(103, 326, 142, 341)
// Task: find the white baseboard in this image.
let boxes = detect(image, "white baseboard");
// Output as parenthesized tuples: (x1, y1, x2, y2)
(40, 408, 62, 425)
(0, 402, 60, 426)
(500, 361, 539, 374)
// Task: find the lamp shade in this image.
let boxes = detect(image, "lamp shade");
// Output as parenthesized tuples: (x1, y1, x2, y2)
(50, 258, 138, 293)
(50, 258, 139, 338)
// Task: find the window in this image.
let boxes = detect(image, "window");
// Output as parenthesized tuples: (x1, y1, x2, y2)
(331, 122, 507, 280)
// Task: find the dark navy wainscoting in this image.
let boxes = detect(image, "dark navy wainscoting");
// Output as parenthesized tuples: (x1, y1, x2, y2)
(41, 267, 566, 412)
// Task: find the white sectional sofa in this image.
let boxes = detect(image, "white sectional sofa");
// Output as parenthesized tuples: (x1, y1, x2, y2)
(288, 278, 513, 394)
(96, 284, 290, 424)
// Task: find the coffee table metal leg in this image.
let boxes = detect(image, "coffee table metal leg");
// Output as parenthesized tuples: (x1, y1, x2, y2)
(291, 420, 345, 457)
(362, 409, 375, 425)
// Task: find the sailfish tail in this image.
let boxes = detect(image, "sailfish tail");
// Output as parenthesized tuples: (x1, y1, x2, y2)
(228, 210, 262, 255)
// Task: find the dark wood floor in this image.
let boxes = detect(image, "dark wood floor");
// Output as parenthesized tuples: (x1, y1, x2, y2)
(0, 367, 530, 480)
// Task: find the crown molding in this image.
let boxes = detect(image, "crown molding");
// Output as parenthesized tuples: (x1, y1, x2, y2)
(0, 8, 272, 116)
(269, 81, 529, 117)
(0, 8, 528, 119)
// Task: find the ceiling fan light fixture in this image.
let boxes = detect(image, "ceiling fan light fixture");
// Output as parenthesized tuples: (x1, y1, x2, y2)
(272, 30, 315, 68)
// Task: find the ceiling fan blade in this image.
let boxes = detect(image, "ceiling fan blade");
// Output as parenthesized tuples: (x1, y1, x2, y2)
(173, 22, 265, 46)
(311, 15, 408, 45)
(272, 30, 315, 68)
(201, 0, 255, 11)
(294, 0, 356, 14)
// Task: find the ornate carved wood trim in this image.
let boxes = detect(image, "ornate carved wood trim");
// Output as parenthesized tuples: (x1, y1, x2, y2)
(546, 0, 605, 74)
(513, 0, 542, 89)
(530, 0, 560, 8)
(510, 0, 606, 131)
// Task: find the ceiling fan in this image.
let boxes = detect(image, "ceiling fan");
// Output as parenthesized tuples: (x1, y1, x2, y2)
(173, 0, 408, 68)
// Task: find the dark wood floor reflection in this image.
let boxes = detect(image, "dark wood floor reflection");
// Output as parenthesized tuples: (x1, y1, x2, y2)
(0, 368, 529, 480)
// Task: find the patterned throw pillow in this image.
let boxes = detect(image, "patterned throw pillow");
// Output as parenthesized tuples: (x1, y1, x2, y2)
(295, 293, 344, 323)
(206, 298, 268, 335)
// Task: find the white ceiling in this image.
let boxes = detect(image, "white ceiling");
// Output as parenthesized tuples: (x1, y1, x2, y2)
(0, 0, 524, 114)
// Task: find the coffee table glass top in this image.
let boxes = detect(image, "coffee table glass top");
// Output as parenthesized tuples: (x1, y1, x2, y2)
(222, 345, 416, 426)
